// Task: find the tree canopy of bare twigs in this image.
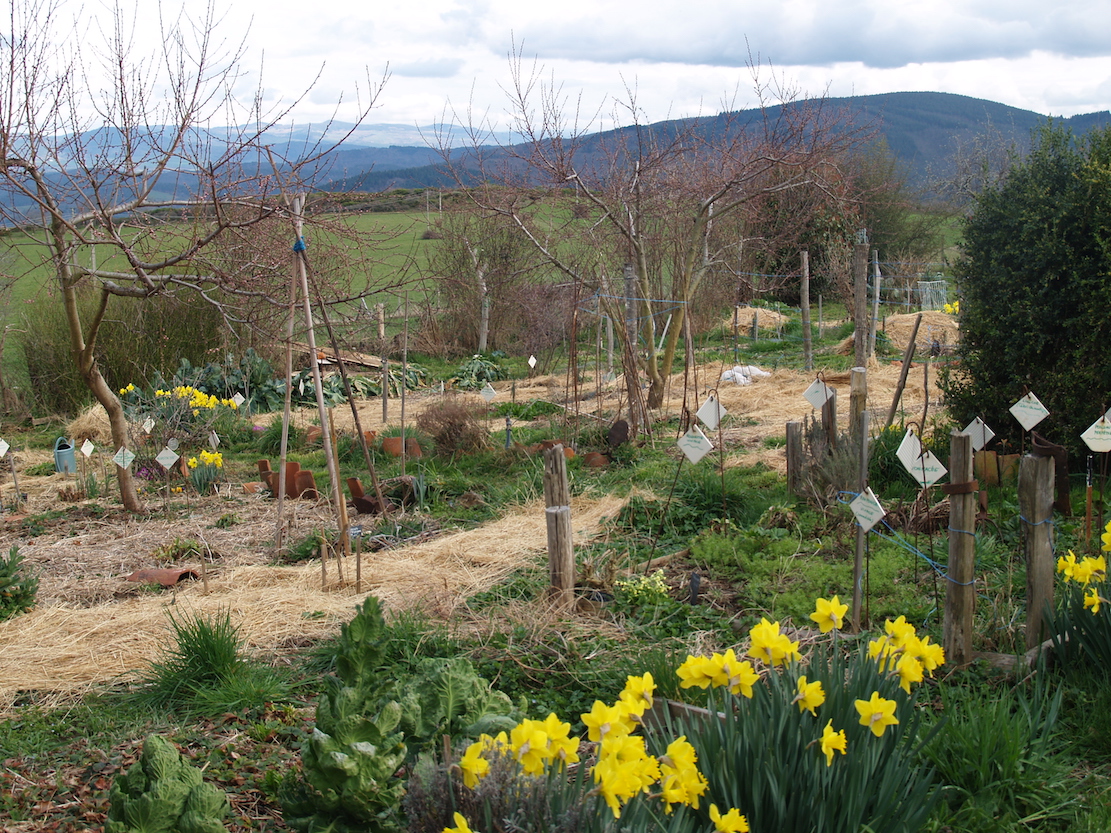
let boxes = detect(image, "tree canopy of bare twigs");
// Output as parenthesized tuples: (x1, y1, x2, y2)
(0, 0, 392, 510)
(436, 53, 871, 409)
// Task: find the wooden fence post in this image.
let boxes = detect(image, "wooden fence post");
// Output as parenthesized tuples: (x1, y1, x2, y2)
(852, 240, 869, 367)
(786, 421, 803, 496)
(543, 445, 575, 610)
(1020, 454, 1055, 649)
(944, 430, 976, 665)
(800, 250, 812, 371)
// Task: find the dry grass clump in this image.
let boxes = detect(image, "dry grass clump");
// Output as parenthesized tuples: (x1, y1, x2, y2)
(67, 403, 112, 444)
(836, 311, 959, 355)
(416, 398, 490, 456)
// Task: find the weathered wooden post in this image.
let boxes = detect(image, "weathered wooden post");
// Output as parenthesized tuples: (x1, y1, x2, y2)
(1020, 454, 1055, 649)
(786, 421, 803, 497)
(885, 313, 922, 429)
(543, 445, 575, 610)
(849, 367, 867, 451)
(852, 235, 869, 367)
(800, 250, 812, 371)
(944, 430, 976, 665)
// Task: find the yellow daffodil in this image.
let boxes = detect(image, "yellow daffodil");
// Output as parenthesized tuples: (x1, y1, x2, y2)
(581, 700, 633, 743)
(592, 734, 659, 818)
(809, 595, 848, 633)
(818, 720, 847, 766)
(657, 736, 708, 811)
(540, 712, 580, 765)
(1085, 587, 1102, 615)
(443, 811, 475, 833)
(895, 653, 925, 694)
(709, 803, 750, 832)
(509, 718, 551, 775)
(676, 654, 718, 689)
(855, 691, 900, 737)
(747, 618, 801, 666)
(618, 672, 655, 717)
(793, 675, 826, 715)
(458, 740, 490, 788)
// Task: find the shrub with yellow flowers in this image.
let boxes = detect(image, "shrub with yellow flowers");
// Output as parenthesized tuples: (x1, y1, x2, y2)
(118, 381, 243, 453)
(421, 596, 943, 833)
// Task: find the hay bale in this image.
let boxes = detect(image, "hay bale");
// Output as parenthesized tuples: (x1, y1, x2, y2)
(725, 306, 790, 332)
(67, 403, 112, 443)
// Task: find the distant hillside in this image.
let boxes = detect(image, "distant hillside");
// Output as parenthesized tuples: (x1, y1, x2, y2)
(318, 91, 1111, 195)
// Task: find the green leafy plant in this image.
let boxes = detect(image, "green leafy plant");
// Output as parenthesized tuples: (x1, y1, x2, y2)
(451, 354, 508, 390)
(0, 545, 37, 621)
(106, 734, 229, 833)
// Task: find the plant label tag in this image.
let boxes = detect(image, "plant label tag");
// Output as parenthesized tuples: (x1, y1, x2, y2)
(528, 355, 537, 369)
(904, 449, 947, 487)
(481, 383, 497, 403)
(113, 447, 136, 470)
(850, 487, 886, 532)
(0, 439, 9, 458)
(156, 447, 179, 470)
(80, 439, 94, 457)
(298, 379, 305, 395)
(962, 417, 995, 452)
(803, 379, 834, 410)
(1009, 392, 1048, 431)
(1082, 416, 1111, 452)
(167, 438, 179, 451)
(677, 426, 714, 464)
(208, 431, 220, 449)
(696, 394, 728, 432)
(896, 428, 923, 471)
(232, 393, 246, 408)
(142, 417, 155, 434)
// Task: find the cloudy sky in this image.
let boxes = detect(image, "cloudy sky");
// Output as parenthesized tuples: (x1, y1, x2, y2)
(45, 0, 1111, 133)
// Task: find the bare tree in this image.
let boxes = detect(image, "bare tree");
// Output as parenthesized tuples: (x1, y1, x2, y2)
(438, 53, 867, 409)
(0, 0, 387, 510)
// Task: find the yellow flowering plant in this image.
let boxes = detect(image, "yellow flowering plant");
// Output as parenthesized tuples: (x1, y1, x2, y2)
(663, 602, 942, 833)
(1049, 522, 1111, 668)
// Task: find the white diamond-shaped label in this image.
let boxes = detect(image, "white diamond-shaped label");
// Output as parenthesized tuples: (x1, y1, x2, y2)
(480, 383, 497, 403)
(896, 428, 923, 472)
(803, 379, 834, 410)
(208, 431, 220, 449)
(1010, 392, 1049, 431)
(962, 417, 995, 452)
(232, 392, 245, 407)
(156, 447, 180, 470)
(1083, 416, 1111, 453)
(850, 487, 886, 531)
(113, 447, 136, 469)
(142, 417, 155, 434)
(166, 438, 179, 451)
(903, 449, 947, 487)
(0, 439, 9, 458)
(696, 394, 728, 432)
(81, 439, 95, 457)
(298, 379, 305, 395)
(677, 426, 714, 464)
(528, 355, 537, 369)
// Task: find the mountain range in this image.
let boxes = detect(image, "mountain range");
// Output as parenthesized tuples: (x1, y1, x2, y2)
(310, 91, 1111, 196)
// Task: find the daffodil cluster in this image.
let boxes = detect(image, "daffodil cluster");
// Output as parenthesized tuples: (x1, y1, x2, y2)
(156, 385, 239, 411)
(867, 616, 945, 693)
(1058, 542, 1109, 614)
(186, 450, 223, 494)
(943, 300, 960, 315)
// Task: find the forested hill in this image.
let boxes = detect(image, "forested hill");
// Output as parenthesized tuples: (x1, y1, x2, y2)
(318, 91, 1111, 194)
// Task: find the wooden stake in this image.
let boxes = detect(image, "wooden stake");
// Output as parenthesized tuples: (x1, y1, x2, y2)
(543, 445, 574, 610)
(885, 314, 922, 429)
(944, 430, 975, 665)
(786, 421, 803, 496)
(851, 411, 869, 631)
(1020, 454, 1055, 649)
(800, 250, 812, 371)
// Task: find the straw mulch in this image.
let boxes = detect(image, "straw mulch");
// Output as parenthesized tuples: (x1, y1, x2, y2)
(724, 306, 790, 331)
(0, 493, 626, 709)
(836, 311, 959, 355)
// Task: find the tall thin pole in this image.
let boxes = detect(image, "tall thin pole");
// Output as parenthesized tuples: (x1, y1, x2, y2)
(800, 250, 812, 371)
(401, 291, 409, 478)
(292, 195, 349, 562)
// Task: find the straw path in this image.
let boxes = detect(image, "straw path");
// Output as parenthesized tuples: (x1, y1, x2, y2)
(0, 495, 625, 709)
